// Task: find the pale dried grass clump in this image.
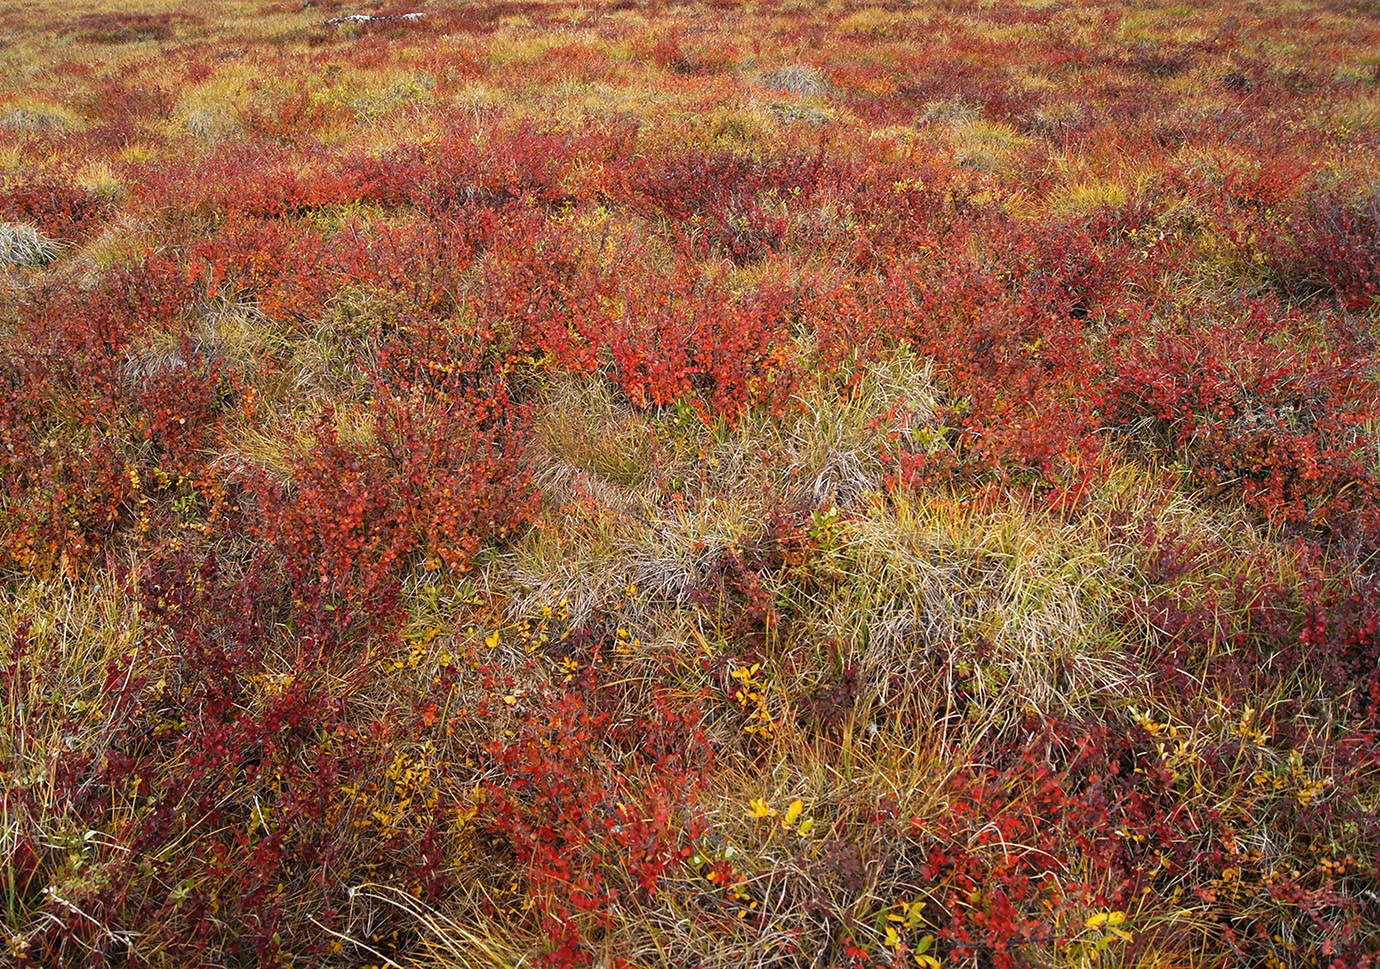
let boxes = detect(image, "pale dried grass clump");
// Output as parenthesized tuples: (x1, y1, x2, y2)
(757, 63, 831, 98)
(0, 105, 74, 134)
(178, 105, 242, 141)
(765, 100, 833, 126)
(0, 222, 60, 267)
(917, 97, 983, 126)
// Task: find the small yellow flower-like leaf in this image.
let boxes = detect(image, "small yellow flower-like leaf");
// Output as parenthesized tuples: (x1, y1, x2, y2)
(1085, 912, 1109, 930)
(747, 797, 776, 820)
(783, 799, 804, 829)
(485, 629, 501, 648)
(797, 818, 814, 836)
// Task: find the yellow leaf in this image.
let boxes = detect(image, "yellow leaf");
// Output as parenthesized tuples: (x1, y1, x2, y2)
(783, 799, 804, 829)
(1085, 912, 1109, 930)
(485, 630, 501, 648)
(747, 798, 776, 820)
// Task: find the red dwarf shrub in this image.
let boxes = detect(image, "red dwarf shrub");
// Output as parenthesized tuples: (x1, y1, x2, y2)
(1105, 306, 1380, 542)
(0, 178, 114, 240)
(250, 381, 537, 635)
(1263, 186, 1380, 311)
(479, 672, 711, 967)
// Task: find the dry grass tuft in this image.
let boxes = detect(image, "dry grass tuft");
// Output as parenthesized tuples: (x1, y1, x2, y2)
(757, 63, 831, 98)
(0, 222, 61, 267)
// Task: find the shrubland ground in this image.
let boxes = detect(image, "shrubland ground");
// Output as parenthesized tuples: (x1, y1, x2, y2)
(2, 0, 1380, 965)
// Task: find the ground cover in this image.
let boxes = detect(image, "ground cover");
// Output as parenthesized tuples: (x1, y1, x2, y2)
(2, 0, 1380, 965)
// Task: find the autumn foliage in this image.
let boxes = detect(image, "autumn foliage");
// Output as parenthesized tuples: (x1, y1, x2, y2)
(2, 0, 1379, 966)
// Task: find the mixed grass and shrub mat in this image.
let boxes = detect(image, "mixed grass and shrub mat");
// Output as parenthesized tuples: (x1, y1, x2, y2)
(4, 0, 1380, 965)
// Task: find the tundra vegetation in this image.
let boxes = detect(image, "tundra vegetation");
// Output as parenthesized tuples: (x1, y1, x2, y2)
(2, 0, 1380, 966)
